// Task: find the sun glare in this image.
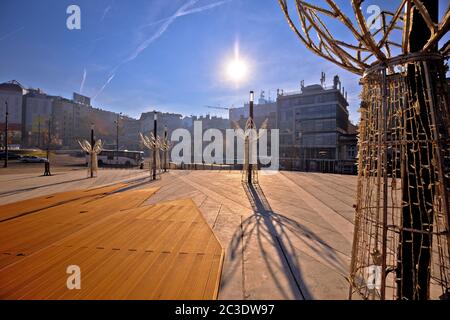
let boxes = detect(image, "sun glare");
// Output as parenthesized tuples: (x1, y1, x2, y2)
(224, 41, 249, 84)
(226, 58, 248, 82)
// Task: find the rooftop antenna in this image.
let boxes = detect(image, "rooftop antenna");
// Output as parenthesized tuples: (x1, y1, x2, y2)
(301, 80, 305, 90)
(320, 72, 326, 87)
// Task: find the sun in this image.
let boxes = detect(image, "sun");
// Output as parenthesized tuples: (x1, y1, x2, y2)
(226, 58, 248, 83)
(223, 42, 249, 84)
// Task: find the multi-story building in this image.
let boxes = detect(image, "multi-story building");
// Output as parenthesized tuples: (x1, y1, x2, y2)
(191, 114, 229, 131)
(0, 80, 25, 147)
(140, 111, 183, 136)
(277, 75, 357, 173)
(229, 91, 277, 130)
(119, 116, 141, 150)
(22, 88, 54, 147)
(52, 96, 78, 148)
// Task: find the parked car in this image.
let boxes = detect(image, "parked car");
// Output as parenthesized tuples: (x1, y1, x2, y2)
(20, 156, 48, 163)
(0, 152, 22, 160)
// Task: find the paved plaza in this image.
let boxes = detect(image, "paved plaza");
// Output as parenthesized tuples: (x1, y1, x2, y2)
(0, 166, 357, 300)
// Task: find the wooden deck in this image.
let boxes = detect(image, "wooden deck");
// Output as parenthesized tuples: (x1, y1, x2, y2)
(0, 183, 128, 222)
(0, 186, 224, 300)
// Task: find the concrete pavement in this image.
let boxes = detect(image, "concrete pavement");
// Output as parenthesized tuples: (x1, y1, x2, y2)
(0, 168, 358, 299)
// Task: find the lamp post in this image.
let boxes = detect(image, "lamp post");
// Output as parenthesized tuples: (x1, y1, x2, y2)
(164, 125, 168, 173)
(90, 124, 95, 178)
(44, 118, 52, 176)
(46, 119, 51, 160)
(152, 111, 157, 180)
(115, 112, 122, 162)
(3, 101, 8, 168)
(38, 115, 41, 148)
(247, 91, 254, 184)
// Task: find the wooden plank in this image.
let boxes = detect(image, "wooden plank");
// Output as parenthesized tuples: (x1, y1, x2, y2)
(0, 188, 159, 269)
(0, 196, 224, 300)
(0, 183, 128, 222)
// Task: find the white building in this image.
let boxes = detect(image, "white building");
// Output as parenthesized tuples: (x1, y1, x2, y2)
(0, 80, 25, 146)
(23, 89, 54, 147)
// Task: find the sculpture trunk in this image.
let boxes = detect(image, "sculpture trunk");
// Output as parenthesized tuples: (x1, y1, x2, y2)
(397, 0, 438, 300)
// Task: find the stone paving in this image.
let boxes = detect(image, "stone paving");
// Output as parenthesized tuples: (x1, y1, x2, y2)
(0, 168, 358, 300)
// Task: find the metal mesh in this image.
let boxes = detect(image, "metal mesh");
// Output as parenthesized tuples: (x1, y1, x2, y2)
(349, 56, 450, 300)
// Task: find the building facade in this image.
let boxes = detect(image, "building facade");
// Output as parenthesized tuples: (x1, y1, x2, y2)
(229, 91, 277, 130)
(22, 89, 53, 147)
(277, 76, 357, 173)
(0, 80, 25, 147)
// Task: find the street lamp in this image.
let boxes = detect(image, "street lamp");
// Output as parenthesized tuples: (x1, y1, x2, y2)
(90, 124, 95, 178)
(115, 112, 122, 161)
(152, 111, 157, 180)
(3, 100, 8, 168)
(164, 125, 168, 173)
(44, 118, 52, 176)
(247, 91, 254, 184)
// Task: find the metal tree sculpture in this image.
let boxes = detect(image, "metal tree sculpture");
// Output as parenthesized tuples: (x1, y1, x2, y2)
(161, 129, 171, 172)
(78, 139, 103, 178)
(140, 132, 162, 179)
(233, 117, 269, 184)
(279, 0, 450, 300)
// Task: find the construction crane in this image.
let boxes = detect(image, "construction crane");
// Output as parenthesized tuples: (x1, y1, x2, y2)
(204, 105, 231, 111)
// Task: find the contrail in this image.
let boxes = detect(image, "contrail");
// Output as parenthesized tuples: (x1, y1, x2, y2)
(93, 73, 115, 100)
(126, 0, 230, 63)
(0, 26, 24, 41)
(141, 0, 230, 28)
(79, 68, 87, 94)
(125, 0, 199, 63)
(96, 0, 229, 99)
(101, 4, 112, 21)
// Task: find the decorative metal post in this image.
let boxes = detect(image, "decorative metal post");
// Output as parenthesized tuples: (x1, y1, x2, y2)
(3, 101, 8, 168)
(90, 124, 94, 178)
(115, 112, 122, 162)
(78, 136, 102, 179)
(164, 125, 168, 172)
(140, 130, 162, 180)
(234, 92, 267, 185)
(44, 118, 52, 176)
(247, 91, 254, 184)
(152, 111, 157, 180)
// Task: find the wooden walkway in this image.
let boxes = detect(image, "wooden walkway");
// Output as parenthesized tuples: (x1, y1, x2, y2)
(0, 183, 128, 222)
(0, 187, 224, 300)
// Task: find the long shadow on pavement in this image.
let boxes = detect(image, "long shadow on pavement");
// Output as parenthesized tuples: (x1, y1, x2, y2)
(222, 181, 347, 300)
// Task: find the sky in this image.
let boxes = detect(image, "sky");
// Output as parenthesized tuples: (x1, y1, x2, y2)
(0, 0, 448, 123)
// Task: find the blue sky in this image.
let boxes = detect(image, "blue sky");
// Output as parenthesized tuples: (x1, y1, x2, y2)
(0, 0, 448, 123)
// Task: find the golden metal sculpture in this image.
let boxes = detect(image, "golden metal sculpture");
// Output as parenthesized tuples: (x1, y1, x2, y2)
(278, 0, 449, 75)
(278, 0, 449, 300)
(78, 139, 103, 178)
(140, 132, 162, 178)
(233, 118, 268, 184)
(161, 129, 171, 172)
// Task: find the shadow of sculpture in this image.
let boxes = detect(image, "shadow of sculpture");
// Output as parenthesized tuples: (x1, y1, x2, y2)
(221, 181, 348, 300)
